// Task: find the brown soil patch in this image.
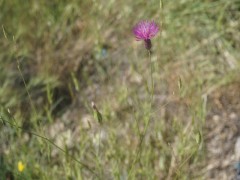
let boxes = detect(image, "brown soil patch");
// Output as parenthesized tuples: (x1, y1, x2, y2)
(205, 82, 240, 180)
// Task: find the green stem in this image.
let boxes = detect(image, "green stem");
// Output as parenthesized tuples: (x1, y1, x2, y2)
(149, 50, 154, 102)
(17, 58, 37, 117)
(128, 50, 154, 178)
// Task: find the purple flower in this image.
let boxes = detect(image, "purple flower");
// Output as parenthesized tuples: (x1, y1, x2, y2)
(133, 20, 159, 50)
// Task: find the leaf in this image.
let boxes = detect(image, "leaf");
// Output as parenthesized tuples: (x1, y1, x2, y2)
(195, 131, 202, 146)
(178, 77, 182, 90)
(96, 110, 103, 124)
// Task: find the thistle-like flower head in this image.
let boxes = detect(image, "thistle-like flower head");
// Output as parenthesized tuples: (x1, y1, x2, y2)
(133, 20, 159, 41)
(133, 20, 159, 50)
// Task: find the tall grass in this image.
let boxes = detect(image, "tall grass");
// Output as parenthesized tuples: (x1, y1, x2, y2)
(0, 0, 239, 179)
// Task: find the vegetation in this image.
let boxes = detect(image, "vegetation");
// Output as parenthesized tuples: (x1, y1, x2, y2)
(0, 0, 239, 179)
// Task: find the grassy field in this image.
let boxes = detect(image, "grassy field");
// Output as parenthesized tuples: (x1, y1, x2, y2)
(0, 0, 240, 179)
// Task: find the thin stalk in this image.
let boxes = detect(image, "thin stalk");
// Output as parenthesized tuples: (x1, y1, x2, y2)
(149, 50, 154, 102)
(17, 58, 37, 117)
(128, 51, 154, 177)
(97, 126, 104, 178)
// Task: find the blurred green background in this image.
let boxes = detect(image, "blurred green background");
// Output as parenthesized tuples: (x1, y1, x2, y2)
(0, 0, 240, 179)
